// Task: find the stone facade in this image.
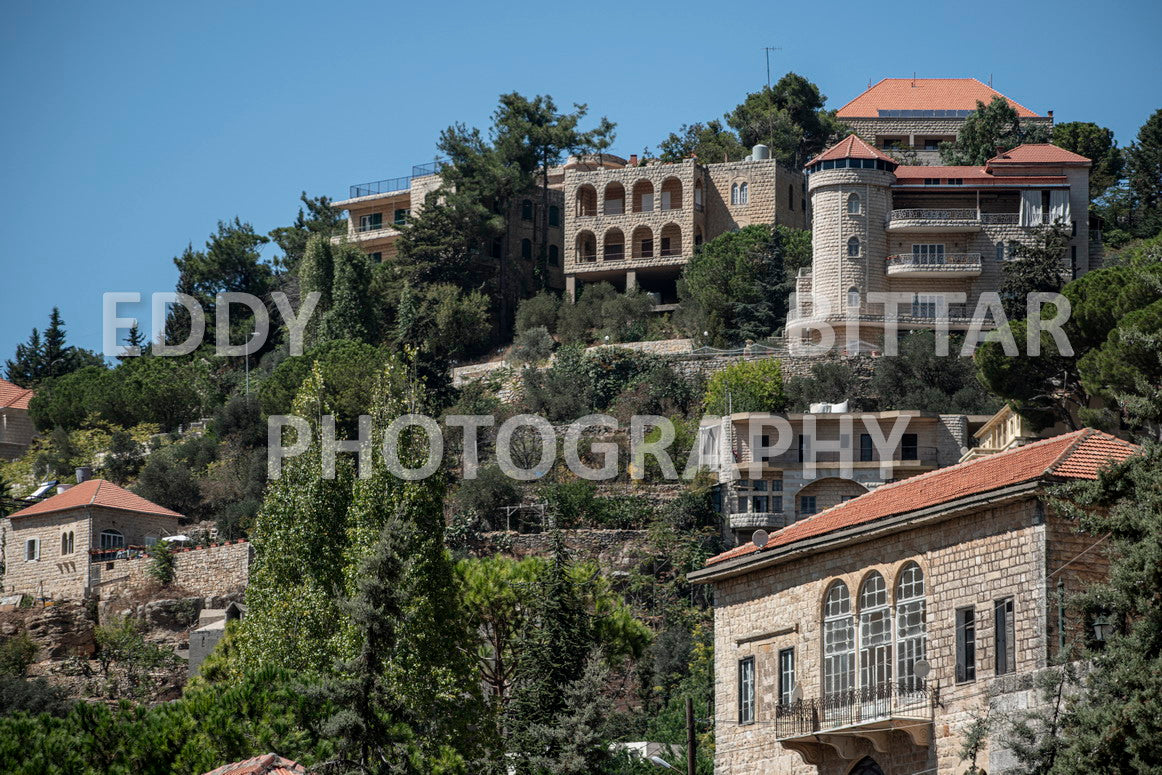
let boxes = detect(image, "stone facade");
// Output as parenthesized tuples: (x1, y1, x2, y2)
(843, 116, 1054, 166)
(88, 541, 252, 601)
(564, 153, 806, 304)
(0, 405, 35, 461)
(2, 505, 181, 600)
(697, 494, 1102, 775)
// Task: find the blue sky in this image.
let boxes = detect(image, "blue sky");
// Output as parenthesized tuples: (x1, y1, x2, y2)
(1, 0, 1160, 362)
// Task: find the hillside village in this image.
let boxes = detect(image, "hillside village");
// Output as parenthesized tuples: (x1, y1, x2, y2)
(1, 69, 1162, 775)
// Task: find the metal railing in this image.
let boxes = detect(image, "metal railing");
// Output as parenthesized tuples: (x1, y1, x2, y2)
(886, 252, 982, 268)
(888, 208, 978, 222)
(349, 160, 447, 198)
(737, 445, 940, 467)
(980, 212, 1018, 225)
(775, 682, 934, 739)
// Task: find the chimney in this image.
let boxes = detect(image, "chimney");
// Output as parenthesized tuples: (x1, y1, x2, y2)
(76, 467, 92, 484)
(57, 484, 73, 495)
(1047, 109, 1054, 128)
(995, 144, 1007, 159)
(628, 153, 638, 166)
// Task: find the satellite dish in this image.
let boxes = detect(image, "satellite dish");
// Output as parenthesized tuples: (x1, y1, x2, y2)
(751, 529, 769, 548)
(791, 685, 803, 702)
(913, 659, 931, 679)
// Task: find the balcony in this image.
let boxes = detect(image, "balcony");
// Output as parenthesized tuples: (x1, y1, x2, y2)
(728, 511, 792, 532)
(347, 160, 447, 199)
(886, 208, 980, 232)
(733, 446, 940, 470)
(775, 683, 934, 763)
(886, 252, 982, 278)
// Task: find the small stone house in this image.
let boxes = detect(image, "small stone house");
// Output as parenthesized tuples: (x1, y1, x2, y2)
(1, 478, 183, 600)
(688, 429, 1137, 775)
(0, 378, 35, 461)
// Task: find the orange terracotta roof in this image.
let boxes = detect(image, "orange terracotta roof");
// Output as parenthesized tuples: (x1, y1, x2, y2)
(836, 78, 1039, 118)
(987, 143, 1091, 165)
(8, 479, 183, 520)
(203, 754, 311, 775)
(0, 378, 34, 410)
(806, 134, 897, 167)
(704, 429, 1137, 567)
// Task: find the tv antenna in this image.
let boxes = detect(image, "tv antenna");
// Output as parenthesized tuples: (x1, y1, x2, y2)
(764, 46, 783, 90)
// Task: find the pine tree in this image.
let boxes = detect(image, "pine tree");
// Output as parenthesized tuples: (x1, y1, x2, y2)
(5, 328, 42, 387)
(941, 97, 1052, 165)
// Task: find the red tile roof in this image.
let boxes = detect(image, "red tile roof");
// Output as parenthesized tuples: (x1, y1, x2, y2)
(836, 78, 1039, 118)
(203, 754, 311, 775)
(0, 378, 34, 410)
(704, 430, 1138, 567)
(806, 134, 897, 167)
(8, 479, 183, 520)
(987, 143, 1091, 165)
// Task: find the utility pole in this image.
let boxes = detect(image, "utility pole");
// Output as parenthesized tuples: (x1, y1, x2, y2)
(764, 46, 782, 90)
(685, 697, 697, 775)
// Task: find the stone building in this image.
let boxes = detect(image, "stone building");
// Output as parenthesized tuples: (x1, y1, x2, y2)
(1, 476, 184, 600)
(333, 156, 626, 296)
(0, 378, 35, 461)
(697, 407, 991, 545)
(789, 135, 1093, 351)
(838, 78, 1053, 166)
(688, 429, 1137, 775)
(564, 149, 806, 305)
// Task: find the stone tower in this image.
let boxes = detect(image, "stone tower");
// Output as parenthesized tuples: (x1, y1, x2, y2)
(800, 135, 898, 349)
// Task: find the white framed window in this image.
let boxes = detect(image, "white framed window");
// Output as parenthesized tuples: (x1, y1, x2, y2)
(897, 563, 927, 692)
(778, 647, 796, 707)
(60, 531, 75, 555)
(738, 656, 755, 724)
(25, 538, 40, 562)
(847, 193, 862, 214)
(358, 213, 383, 232)
(912, 294, 939, 318)
(100, 530, 125, 550)
(730, 183, 740, 205)
(739, 182, 749, 204)
(859, 572, 892, 692)
(823, 582, 854, 699)
(847, 287, 861, 309)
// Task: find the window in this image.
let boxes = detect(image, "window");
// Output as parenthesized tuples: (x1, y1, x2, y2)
(549, 245, 559, 266)
(859, 573, 892, 691)
(61, 531, 75, 555)
(797, 435, 805, 463)
(924, 178, 940, 185)
(369, 252, 383, 263)
(947, 178, 963, 185)
(549, 205, 560, 227)
(847, 236, 861, 257)
(521, 199, 533, 221)
(800, 495, 817, 517)
(788, 184, 795, 210)
(730, 183, 739, 205)
(847, 193, 862, 214)
(660, 236, 671, 256)
(847, 287, 860, 310)
(823, 582, 855, 699)
(995, 597, 1015, 675)
(100, 530, 125, 550)
(924, 138, 941, 151)
(739, 182, 749, 204)
(912, 244, 946, 265)
(738, 657, 755, 724)
(901, 433, 918, 461)
(956, 607, 976, 682)
(641, 238, 653, 258)
(912, 294, 938, 318)
(358, 213, 383, 232)
(778, 648, 796, 707)
(996, 243, 1005, 262)
(25, 538, 39, 562)
(860, 433, 873, 462)
(660, 191, 672, 210)
(896, 563, 926, 692)
(393, 208, 409, 225)
(521, 238, 532, 260)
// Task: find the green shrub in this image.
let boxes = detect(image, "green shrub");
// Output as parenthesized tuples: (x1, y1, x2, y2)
(516, 291, 562, 334)
(148, 541, 177, 586)
(0, 633, 38, 678)
(509, 326, 554, 365)
(703, 359, 786, 414)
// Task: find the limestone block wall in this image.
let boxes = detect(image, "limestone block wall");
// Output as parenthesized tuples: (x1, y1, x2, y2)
(709, 496, 1057, 775)
(0, 408, 35, 461)
(89, 540, 252, 601)
(2, 512, 91, 600)
(704, 159, 806, 234)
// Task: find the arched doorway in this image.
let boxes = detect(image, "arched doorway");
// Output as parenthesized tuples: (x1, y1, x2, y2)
(849, 757, 885, 775)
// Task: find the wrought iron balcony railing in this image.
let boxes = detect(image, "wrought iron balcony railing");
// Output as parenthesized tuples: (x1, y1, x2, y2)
(775, 682, 934, 740)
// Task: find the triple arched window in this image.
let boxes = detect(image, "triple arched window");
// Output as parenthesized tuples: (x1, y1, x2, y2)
(821, 563, 926, 701)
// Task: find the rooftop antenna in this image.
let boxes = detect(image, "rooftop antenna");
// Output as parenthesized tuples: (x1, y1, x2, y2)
(989, 73, 993, 88)
(764, 46, 782, 90)
(912, 71, 916, 87)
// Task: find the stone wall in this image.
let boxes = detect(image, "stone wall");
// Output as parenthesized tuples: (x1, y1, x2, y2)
(88, 541, 251, 602)
(470, 529, 648, 575)
(0, 407, 35, 461)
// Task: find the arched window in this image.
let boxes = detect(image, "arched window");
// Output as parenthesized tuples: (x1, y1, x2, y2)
(521, 238, 532, 260)
(603, 182, 625, 215)
(823, 582, 854, 700)
(847, 236, 861, 257)
(859, 573, 891, 693)
(61, 531, 74, 555)
(847, 287, 860, 309)
(100, 530, 125, 551)
(521, 199, 533, 221)
(548, 205, 560, 227)
(739, 182, 749, 204)
(730, 183, 740, 205)
(575, 185, 597, 217)
(896, 563, 926, 692)
(575, 232, 596, 263)
(848, 193, 862, 214)
(549, 244, 560, 266)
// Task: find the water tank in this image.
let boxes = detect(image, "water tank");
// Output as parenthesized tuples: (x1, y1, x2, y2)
(752, 144, 771, 160)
